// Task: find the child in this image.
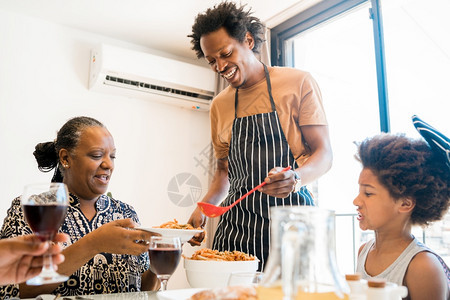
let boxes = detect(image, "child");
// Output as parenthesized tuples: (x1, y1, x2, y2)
(354, 116, 450, 300)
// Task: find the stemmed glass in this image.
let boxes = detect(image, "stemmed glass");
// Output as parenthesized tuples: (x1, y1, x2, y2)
(148, 236, 182, 291)
(21, 182, 69, 285)
(228, 271, 263, 287)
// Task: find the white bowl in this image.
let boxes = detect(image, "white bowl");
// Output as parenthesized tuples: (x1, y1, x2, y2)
(139, 227, 203, 243)
(184, 258, 259, 288)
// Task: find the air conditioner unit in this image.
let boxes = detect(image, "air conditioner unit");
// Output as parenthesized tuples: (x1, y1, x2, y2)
(88, 44, 216, 111)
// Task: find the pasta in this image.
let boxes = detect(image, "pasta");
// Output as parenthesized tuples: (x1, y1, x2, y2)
(154, 219, 202, 230)
(186, 248, 256, 261)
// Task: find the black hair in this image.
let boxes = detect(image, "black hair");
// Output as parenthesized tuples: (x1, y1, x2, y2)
(356, 133, 450, 226)
(33, 116, 104, 182)
(188, 1, 266, 59)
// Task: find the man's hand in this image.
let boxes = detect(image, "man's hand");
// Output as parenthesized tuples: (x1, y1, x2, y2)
(258, 167, 297, 198)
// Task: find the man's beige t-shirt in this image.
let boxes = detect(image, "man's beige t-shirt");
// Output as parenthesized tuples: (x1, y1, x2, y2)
(210, 66, 327, 167)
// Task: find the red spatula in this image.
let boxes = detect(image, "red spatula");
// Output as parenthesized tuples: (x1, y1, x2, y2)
(197, 166, 292, 217)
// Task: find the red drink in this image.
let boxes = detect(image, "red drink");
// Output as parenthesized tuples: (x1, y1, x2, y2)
(149, 248, 182, 275)
(21, 182, 70, 285)
(23, 204, 67, 241)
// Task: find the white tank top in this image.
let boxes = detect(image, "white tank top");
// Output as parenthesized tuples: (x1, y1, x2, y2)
(356, 236, 450, 289)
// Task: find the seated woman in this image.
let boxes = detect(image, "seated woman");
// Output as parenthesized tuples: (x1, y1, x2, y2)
(353, 117, 450, 300)
(0, 116, 159, 298)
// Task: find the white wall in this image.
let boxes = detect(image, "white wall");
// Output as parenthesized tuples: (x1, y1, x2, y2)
(0, 9, 212, 289)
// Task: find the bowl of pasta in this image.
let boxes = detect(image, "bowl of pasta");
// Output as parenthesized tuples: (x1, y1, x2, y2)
(140, 219, 204, 243)
(184, 249, 259, 288)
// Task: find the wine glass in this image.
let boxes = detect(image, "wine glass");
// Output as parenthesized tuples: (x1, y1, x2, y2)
(148, 236, 182, 291)
(21, 182, 69, 285)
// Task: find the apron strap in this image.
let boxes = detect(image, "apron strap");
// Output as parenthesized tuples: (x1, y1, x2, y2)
(234, 63, 277, 118)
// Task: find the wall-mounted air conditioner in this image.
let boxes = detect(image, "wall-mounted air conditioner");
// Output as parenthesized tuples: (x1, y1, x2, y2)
(88, 44, 216, 111)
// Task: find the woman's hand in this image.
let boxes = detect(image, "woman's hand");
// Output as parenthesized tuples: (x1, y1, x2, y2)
(0, 233, 69, 285)
(89, 218, 156, 255)
(187, 207, 206, 246)
(259, 167, 297, 198)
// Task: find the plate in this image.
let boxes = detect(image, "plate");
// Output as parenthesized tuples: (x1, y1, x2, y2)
(139, 228, 204, 243)
(157, 288, 206, 300)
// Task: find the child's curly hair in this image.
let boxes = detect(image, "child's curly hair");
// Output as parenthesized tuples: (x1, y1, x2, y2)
(188, 1, 265, 59)
(356, 133, 450, 226)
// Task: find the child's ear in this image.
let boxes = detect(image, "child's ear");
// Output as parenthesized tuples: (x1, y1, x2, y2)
(399, 197, 415, 213)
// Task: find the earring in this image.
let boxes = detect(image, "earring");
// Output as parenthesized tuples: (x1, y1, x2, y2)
(63, 164, 69, 168)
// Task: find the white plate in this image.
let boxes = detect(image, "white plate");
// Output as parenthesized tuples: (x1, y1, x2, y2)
(157, 288, 206, 300)
(139, 228, 204, 243)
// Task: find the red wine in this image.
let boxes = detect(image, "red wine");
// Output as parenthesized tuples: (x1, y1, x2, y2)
(23, 204, 67, 241)
(149, 248, 181, 275)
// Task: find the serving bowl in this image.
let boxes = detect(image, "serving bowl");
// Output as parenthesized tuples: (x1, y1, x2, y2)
(139, 227, 203, 243)
(184, 258, 259, 288)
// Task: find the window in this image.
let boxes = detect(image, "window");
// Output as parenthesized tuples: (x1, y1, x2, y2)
(382, 0, 449, 135)
(272, 0, 450, 271)
(286, 2, 379, 214)
(382, 0, 450, 265)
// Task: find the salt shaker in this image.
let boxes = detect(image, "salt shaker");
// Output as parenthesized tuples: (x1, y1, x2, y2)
(367, 279, 388, 300)
(345, 274, 367, 300)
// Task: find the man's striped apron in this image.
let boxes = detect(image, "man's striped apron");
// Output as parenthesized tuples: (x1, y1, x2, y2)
(212, 64, 314, 270)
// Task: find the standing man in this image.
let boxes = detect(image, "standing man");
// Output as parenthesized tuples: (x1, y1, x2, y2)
(187, 1, 332, 270)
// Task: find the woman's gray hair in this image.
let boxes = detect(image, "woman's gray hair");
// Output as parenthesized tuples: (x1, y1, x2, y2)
(33, 116, 105, 182)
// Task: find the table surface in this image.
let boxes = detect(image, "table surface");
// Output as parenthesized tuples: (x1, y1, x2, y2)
(24, 288, 206, 300)
(24, 292, 158, 300)
(70, 291, 158, 299)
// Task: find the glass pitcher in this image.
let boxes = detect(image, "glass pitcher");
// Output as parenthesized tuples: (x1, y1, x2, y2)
(257, 206, 349, 300)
